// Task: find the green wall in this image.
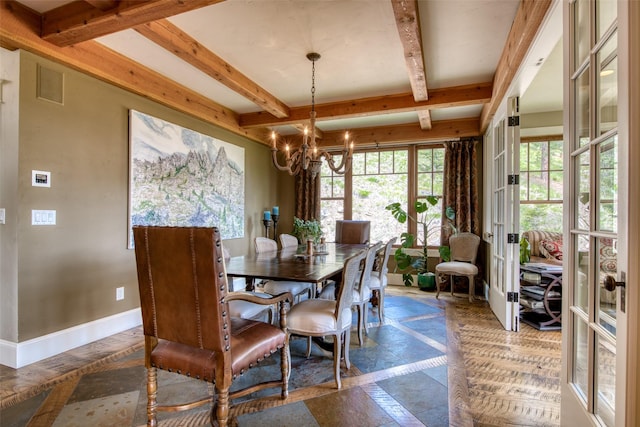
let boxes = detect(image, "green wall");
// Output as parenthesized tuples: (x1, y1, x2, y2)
(2, 49, 293, 343)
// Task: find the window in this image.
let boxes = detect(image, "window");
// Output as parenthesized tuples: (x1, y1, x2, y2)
(320, 145, 445, 245)
(519, 138, 563, 233)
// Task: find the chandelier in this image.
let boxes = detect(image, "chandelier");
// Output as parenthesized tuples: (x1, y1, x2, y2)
(271, 52, 353, 178)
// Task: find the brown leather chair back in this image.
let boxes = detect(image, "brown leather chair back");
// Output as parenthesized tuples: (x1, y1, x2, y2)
(335, 220, 371, 244)
(133, 225, 229, 353)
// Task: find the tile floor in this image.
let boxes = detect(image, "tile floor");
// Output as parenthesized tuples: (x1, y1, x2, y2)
(1, 286, 562, 426)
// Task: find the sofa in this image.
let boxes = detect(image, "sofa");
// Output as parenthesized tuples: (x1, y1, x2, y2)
(521, 230, 563, 266)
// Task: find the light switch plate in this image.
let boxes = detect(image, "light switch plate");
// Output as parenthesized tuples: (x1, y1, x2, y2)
(32, 210, 56, 225)
(0, 208, 5, 224)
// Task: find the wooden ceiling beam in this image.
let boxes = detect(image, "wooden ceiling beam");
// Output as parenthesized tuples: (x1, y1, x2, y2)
(391, 0, 433, 130)
(41, 0, 224, 46)
(135, 19, 290, 118)
(316, 118, 480, 148)
(239, 82, 491, 128)
(479, 0, 553, 133)
(0, 1, 266, 144)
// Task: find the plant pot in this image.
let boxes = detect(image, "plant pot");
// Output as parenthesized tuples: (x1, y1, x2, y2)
(417, 272, 436, 291)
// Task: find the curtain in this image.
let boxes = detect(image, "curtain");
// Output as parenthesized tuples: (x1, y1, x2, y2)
(442, 138, 480, 242)
(295, 169, 320, 221)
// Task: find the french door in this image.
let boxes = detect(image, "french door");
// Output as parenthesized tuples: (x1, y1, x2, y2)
(488, 97, 521, 331)
(561, 0, 635, 425)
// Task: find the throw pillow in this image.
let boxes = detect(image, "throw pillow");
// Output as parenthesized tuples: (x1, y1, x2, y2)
(539, 239, 563, 261)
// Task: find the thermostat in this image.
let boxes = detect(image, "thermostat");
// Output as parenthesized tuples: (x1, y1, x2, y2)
(32, 170, 51, 187)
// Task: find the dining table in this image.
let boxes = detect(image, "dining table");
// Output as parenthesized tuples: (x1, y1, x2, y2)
(225, 242, 368, 295)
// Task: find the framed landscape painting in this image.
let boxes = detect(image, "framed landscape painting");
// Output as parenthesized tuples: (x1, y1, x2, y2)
(128, 110, 245, 248)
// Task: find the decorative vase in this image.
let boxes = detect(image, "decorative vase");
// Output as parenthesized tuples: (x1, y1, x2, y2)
(417, 272, 436, 291)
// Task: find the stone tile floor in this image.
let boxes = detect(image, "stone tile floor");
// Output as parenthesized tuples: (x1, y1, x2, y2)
(1, 286, 561, 426)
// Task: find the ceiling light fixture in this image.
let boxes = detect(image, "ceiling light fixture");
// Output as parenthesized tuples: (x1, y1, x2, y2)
(270, 52, 353, 178)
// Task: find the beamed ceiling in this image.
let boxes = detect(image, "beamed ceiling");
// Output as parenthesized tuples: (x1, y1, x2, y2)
(0, 0, 554, 150)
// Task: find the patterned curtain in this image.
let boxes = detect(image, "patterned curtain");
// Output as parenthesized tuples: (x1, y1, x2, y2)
(295, 169, 320, 221)
(441, 138, 480, 242)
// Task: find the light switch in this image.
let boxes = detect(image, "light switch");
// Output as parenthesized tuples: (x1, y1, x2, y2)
(0, 208, 5, 224)
(32, 210, 56, 225)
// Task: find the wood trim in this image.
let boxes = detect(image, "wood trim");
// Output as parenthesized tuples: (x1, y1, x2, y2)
(479, 0, 553, 133)
(0, 1, 266, 144)
(41, 0, 224, 46)
(135, 19, 290, 119)
(239, 82, 492, 128)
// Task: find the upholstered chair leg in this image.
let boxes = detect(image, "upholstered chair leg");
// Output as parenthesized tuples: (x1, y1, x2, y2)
(468, 275, 475, 302)
(280, 342, 290, 398)
(435, 273, 441, 299)
(343, 329, 351, 370)
(363, 304, 368, 335)
(146, 367, 158, 427)
(333, 333, 342, 389)
(450, 276, 455, 297)
(378, 288, 385, 322)
(214, 386, 230, 427)
(305, 336, 312, 358)
(357, 306, 364, 346)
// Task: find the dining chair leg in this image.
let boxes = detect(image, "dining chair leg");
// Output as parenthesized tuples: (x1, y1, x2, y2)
(333, 333, 342, 389)
(356, 305, 364, 346)
(378, 288, 385, 323)
(467, 274, 475, 302)
(305, 336, 312, 358)
(146, 367, 158, 427)
(450, 276, 455, 297)
(343, 329, 351, 370)
(435, 273, 442, 299)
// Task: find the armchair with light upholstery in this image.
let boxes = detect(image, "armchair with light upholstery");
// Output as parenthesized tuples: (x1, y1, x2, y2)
(435, 232, 481, 302)
(255, 237, 313, 303)
(133, 226, 292, 427)
(368, 237, 396, 323)
(287, 249, 367, 389)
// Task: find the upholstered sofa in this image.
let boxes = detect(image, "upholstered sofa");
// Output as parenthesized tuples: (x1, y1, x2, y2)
(521, 230, 563, 266)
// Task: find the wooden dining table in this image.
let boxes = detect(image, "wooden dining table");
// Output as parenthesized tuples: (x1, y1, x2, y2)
(225, 242, 368, 294)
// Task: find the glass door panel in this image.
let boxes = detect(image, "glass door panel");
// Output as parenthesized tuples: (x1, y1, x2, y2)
(597, 136, 618, 232)
(595, 335, 616, 426)
(572, 312, 589, 402)
(576, 67, 591, 148)
(574, 233, 589, 312)
(598, 33, 618, 134)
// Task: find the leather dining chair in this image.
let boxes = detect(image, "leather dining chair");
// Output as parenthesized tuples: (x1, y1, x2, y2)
(255, 237, 313, 303)
(435, 232, 481, 302)
(319, 241, 383, 346)
(132, 225, 292, 427)
(368, 236, 397, 323)
(335, 220, 371, 244)
(287, 249, 367, 389)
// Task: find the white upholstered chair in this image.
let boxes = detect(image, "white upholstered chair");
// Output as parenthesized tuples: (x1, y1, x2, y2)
(368, 237, 396, 323)
(254, 237, 313, 303)
(223, 245, 274, 322)
(287, 249, 367, 389)
(318, 241, 382, 346)
(279, 233, 299, 248)
(435, 232, 481, 302)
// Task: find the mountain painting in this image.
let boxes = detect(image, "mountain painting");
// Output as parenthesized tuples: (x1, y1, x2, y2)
(128, 110, 245, 247)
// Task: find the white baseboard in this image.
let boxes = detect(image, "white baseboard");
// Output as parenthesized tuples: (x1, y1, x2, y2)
(0, 308, 142, 369)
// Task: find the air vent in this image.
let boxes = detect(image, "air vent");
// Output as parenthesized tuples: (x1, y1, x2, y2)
(37, 64, 64, 104)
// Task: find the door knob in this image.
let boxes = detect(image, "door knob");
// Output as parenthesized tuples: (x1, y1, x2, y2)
(603, 275, 625, 292)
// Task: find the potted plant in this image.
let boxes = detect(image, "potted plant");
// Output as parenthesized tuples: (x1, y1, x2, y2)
(292, 217, 323, 244)
(386, 197, 455, 289)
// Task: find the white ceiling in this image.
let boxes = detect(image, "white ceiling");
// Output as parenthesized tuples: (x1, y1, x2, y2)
(13, 0, 562, 141)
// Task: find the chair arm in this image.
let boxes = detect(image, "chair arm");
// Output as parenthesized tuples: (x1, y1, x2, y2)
(227, 291, 294, 306)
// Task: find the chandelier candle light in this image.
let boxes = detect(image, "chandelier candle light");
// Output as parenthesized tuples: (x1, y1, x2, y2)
(271, 52, 354, 178)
